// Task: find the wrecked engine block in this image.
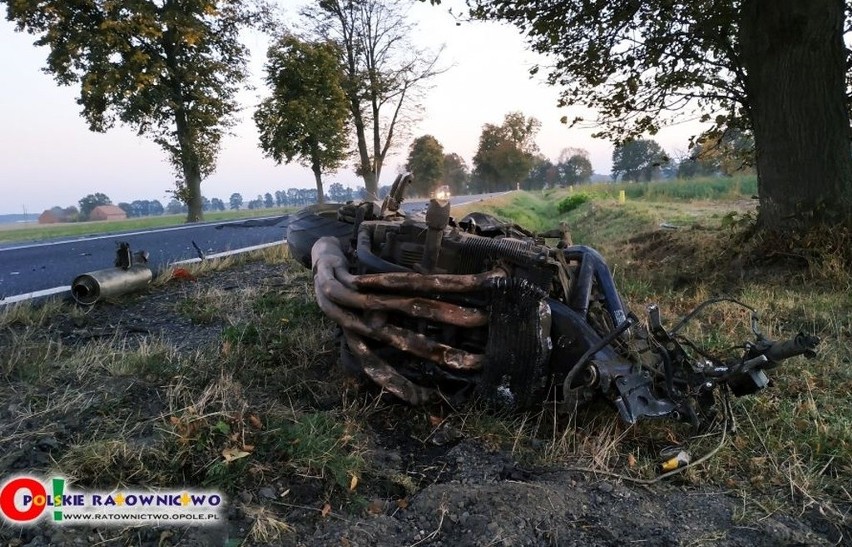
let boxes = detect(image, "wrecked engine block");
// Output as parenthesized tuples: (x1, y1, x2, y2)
(289, 174, 818, 428)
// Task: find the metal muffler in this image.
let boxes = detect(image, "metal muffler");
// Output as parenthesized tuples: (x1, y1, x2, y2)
(71, 242, 152, 305)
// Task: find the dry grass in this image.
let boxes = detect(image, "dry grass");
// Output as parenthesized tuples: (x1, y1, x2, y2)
(244, 505, 295, 542)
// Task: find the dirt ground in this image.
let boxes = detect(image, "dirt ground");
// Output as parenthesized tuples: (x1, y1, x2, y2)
(0, 255, 847, 547)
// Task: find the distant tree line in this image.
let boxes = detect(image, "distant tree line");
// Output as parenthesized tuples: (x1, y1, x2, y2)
(44, 186, 366, 222)
(230, 183, 360, 211)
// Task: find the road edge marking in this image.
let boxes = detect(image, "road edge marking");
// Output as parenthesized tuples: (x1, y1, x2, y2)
(1, 240, 287, 306)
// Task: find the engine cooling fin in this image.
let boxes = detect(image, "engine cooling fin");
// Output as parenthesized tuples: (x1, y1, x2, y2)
(480, 277, 551, 408)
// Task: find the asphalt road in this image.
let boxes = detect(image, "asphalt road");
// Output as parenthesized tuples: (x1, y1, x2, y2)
(0, 192, 506, 302)
(0, 215, 291, 301)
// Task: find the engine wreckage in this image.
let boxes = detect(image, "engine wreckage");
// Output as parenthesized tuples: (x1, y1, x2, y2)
(289, 174, 819, 428)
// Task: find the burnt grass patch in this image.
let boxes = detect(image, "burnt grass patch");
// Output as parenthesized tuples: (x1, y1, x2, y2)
(0, 240, 849, 546)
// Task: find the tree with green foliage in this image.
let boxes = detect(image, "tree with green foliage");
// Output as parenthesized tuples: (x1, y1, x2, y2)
(303, 0, 444, 200)
(62, 206, 80, 222)
(472, 112, 541, 192)
(691, 129, 756, 177)
(78, 193, 112, 220)
(229, 193, 243, 211)
(556, 148, 593, 186)
(255, 35, 350, 205)
(3, 0, 262, 223)
(525, 155, 556, 191)
(443, 153, 470, 195)
(612, 139, 668, 183)
(455, 0, 852, 231)
(405, 135, 445, 196)
(166, 198, 186, 215)
(327, 182, 345, 203)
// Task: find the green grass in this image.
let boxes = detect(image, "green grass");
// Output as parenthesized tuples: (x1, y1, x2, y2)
(453, 191, 561, 233)
(451, 187, 851, 517)
(564, 175, 757, 202)
(0, 207, 296, 244)
(619, 175, 757, 201)
(265, 411, 365, 490)
(453, 177, 756, 248)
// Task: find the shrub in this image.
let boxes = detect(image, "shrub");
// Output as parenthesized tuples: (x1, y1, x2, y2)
(557, 193, 592, 214)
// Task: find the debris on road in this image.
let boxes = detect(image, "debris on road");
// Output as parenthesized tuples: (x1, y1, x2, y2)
(71, 242, 152, 305)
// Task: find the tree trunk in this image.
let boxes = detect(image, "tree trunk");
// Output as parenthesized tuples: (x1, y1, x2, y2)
(311, 154, 326, 204)
(371, 90, 384, 188)
(175, 117, 203, 223)
(350, 100, 377, 200)
(740, 0, 852, 231)
(184, 163, 203, 222)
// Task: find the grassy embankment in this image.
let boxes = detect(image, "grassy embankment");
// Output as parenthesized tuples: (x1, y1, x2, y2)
(457, 175, 850, 522)
(0, 207, 296, 245)
(1, 175, 848, 540)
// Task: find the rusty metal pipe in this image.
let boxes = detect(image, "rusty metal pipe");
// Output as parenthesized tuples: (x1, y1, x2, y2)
(312, 237, 488, 327)
(315, 233, 508, 292)
(344, 330, 435, 404)
(349, 267, 507, 293)
(312, 241, 483, 370)
(325, 277, 488, 327)
(314, 283, 484, 370)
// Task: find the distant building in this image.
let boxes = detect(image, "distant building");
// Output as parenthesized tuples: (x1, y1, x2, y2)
(89, 205, 127, 221)
(38, 209, 65, 224)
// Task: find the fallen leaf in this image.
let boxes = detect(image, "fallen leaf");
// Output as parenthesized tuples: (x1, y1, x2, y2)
(428, 415, 444, 427)
(349, 474, 358, 491)
(242, 444, 255, 452)
(249, 415, 263, 429)
(366, 499, 384, 515)
(627, 453, 637, 468)
(396, 498, 409, 509)
(321, 503, 331, 517)
(222, 447, 251, 463)
(221, 341, 232, 356)
(169, 416, 180, 425)
(339, 539, 351, 547)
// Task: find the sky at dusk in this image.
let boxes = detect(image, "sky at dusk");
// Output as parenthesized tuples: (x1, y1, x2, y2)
(0, 0, 705, 216)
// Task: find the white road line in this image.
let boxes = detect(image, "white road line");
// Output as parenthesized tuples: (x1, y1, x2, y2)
(0, 215, 283, 252)
(172, 241, 285, 265)
(0, 240, 287, 306)
(0, 286, 71, 305)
